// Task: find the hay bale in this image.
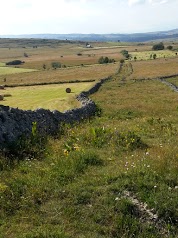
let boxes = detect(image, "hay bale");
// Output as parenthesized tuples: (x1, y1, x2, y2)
(66, 88, 71, 93)
(0, 95, 4, 101)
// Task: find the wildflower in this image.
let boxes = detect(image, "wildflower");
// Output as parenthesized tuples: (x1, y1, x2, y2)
(115, 197, 119, 201)
(154, 185, 157, 188)
(64, 149, 69, 156)
(73, 144, 80, 151)
(147, 165, 150, 168)
(175, 186, 178, 189)
(145, 151, 149, 155)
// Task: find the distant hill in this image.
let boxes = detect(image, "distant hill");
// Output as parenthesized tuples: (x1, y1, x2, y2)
(1, 29, 178, 42)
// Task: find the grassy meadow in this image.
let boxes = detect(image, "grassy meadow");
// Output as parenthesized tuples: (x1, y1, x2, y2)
(128, 57, 178, 80)
(0, 38, 178, 237)
(0, 65, 37, 76)
(0, 82, 94, 111)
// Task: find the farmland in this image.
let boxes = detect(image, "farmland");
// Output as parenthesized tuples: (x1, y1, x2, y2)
(0, 65, 36, 76)
(0, 82, 94, 111)
(0, 38, 178, 237)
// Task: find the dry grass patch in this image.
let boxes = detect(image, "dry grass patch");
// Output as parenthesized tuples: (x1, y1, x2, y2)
(128, 57, 178, 79)
(130, 50, 177, 61)
(0, 63, 119, 86)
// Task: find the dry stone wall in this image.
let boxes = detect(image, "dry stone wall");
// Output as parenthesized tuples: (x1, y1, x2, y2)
(0, 77, 110, 146)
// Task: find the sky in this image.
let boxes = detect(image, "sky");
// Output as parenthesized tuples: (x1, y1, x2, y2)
(0, 0, 178, 35)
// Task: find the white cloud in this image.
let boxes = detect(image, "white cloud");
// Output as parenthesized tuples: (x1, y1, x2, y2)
(148, 0, 168, 5)
(128, 0, 146, 6)
(128, 0, 176, 6)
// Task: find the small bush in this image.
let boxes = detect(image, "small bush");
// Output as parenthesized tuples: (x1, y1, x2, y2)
(51, 62, 61, 69)
(121, 50, 130, 59)
(98, 56, 115, 64)
(167, 45, 173, 50)
(6, 60, 24, 66)
(152, 42, 164, 50)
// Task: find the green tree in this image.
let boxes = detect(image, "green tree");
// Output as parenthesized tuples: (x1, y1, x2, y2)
(153, 54, 157, 59)
(121, 50, 130, 59)
(167, 45, 173, 50)
(98, 56, 115, 64)
(98, 56, 104, 64)
(120, 59, 125, 64)
(103, 57, 109, 63)
(152, 42, 164, 50)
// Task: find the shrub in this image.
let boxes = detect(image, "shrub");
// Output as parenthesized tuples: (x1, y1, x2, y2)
(24, 52, 28, 57)
(167, 45, 173, 50)
(120, 59, 125, 64)
(152, 42, 164, 50)
(121, 50, 130, 59)
(153, 54, 157, 59)
(51, 62, 61, 69)
(98, 56, 115, 64)
(6, 60, 24, 66)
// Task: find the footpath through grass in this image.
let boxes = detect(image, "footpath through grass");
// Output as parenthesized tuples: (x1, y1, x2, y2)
(0, 63, 178, 237)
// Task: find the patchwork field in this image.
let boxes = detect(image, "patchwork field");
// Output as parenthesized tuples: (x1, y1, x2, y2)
(0, 63, 118, 86)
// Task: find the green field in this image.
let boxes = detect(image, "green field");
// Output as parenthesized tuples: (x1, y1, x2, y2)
(0, 65, 37, 76)
(0, 62, 5, 67)
(0, 82, 94, 111)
